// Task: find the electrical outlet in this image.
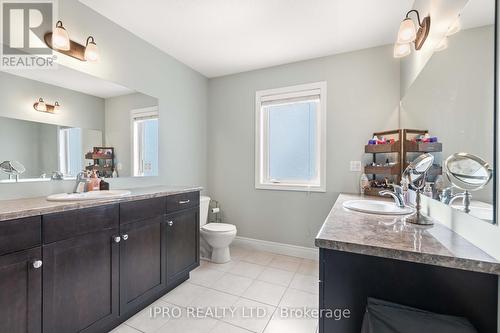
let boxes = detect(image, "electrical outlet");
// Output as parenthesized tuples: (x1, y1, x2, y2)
(350, 161, 362, 172)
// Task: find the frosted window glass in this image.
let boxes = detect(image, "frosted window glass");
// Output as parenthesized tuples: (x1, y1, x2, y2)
(267, 101, 317, 181)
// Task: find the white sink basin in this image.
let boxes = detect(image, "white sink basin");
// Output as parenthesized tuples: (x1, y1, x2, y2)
(47, 190, 132, 202)
(343, 200, 414, 215)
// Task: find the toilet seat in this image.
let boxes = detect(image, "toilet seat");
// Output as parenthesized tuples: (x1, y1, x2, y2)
(201, 223, 236, 233)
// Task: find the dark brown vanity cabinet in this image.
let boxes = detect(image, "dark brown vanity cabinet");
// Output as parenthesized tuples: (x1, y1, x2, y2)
(0, 247, 42, 333)
(165, 206, 200, 285)
(0, 216, 42, 333)
(42, 206, 120, 333)
(119, 198, 167, 316)
(0, 191, 200, 333)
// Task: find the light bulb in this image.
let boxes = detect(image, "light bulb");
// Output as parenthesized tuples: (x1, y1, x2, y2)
(84, 36, 99, 62)
(393, 43, 411, 58)
(397, 18, 417, 44)
(35, 98, 47, 112)
(52, 21, 70, 51)
(53, 102, 60, 112)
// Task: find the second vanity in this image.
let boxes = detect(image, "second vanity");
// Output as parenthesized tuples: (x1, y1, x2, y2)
(0, 186, 201, 333)
(316, 194, 500, 333)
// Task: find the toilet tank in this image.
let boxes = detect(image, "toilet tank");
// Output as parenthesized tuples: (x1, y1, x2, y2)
(200, 196, 211, 226)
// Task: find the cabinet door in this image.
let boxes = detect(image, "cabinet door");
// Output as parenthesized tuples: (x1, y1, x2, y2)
(0, 247, 42, 333)
(166, 207, 200, 285)
(119, 215, 166, 315)
(43, 229, 119, 333)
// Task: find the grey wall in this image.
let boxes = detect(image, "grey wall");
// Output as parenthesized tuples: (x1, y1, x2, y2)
(104, 92, 158, 178)
(0, 0, 208, 199)
(207, 46, 400, 247)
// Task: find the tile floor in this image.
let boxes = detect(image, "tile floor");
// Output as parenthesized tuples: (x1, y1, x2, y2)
(110, 245, 319, 333)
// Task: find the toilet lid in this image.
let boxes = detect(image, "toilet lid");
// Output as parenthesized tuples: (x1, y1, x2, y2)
(202, 223, 236, 233)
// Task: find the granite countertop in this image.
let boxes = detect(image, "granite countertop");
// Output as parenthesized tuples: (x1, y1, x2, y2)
(0, 185, 202, 222)
(315, 193, 500, 275)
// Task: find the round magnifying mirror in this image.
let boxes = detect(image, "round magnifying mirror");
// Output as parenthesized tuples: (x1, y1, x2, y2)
(0, 160, 26, 175)
(402, 153, 434, 189)
(444, 153, 492, 191)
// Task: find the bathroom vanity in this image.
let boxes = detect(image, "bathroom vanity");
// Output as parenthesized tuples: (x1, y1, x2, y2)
(316, 194, 500, 333)
(0, 186, 201, 333)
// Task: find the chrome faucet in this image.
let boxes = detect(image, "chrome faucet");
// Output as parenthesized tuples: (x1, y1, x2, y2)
(73, 172, 90, 193)
(380, 185, 405, 208)
(440, 187, 471, 213)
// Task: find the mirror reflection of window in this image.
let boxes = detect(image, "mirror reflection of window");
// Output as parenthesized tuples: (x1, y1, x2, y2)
(132, 107, 159, 177)
(59, 127, 82, 177)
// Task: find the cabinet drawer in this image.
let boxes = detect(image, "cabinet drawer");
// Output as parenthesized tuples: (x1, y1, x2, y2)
(166, 191, 200, 213)
(120, 197, 166, 225)
(0, 216, 41, 256)
(43, 205, 119, 243)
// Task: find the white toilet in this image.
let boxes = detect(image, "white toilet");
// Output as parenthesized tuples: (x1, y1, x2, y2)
(199, 196, 237, 263)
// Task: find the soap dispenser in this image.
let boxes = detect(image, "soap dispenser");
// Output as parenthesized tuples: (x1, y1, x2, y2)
(360, 173, 369, 195)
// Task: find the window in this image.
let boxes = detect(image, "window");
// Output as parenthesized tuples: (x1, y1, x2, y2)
(131, 107, 159, 177)
(255, 82, 326, 192)
(59, 127, 82, 177)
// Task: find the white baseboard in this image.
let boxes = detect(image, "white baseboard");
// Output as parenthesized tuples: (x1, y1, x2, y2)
(232, 236, 319, 260)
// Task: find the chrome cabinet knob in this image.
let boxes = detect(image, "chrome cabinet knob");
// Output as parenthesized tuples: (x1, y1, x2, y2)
(167, 221, 174, 227)
(113, 236, 121, 243)
(179, 200, 190, 204)
(122, 234, 129, 241)
(32, 260, 42, 269)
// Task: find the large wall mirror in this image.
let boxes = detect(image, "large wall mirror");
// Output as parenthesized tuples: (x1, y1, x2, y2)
(399, 0, 496, 223)
(0, 65, 159, 182)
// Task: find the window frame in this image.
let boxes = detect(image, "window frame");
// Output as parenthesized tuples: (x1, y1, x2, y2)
(255, 81, 327, 192)
(130, 106, 159, 177)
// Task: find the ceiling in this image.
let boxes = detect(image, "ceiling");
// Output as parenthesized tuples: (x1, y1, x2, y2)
(3, 65, 135, 98)
(80, 0, 414, 78)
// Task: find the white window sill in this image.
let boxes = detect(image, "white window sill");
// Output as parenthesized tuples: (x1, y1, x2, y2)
(255, 183, 326, 193)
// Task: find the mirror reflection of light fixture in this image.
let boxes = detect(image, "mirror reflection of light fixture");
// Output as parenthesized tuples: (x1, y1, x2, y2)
(84, 36, 99, 62)
(393, 43, 411, 58)
(34, 98, 60, 114)
(52, 21, 70, 51)
(393, 10, 431, 58)
(44, 21, 99, 62)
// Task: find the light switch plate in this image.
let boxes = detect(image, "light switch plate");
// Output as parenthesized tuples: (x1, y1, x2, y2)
(350, 161, 362, 172)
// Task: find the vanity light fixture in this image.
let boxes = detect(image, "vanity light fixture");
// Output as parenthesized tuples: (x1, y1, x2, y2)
(393, 10, 431, 58)
(34, 98, 60, 114)
(44, 21, 99, 62)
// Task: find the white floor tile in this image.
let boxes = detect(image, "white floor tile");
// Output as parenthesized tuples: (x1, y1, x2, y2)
(153, 313, 218, 333)
(108, 324, 142, 333)
(190, 266, 226, 287)
(125, 306, 170, 333)
(296, 260, 319, 277)
(279, 289, 318, 309)
(242, 251, 276, 266)
(242, 280, 287, 306)
(160, 282, 210, 307)
(263, 315, 318, 333)
(210, 321, 254, 333)
(211, 273, 254, 296)
(257, 267, 295, 287)
(229, 261, 266, 279)
(223, 298, 276, 333)
(289, 274, 319, 295)
(190, 288, 240, 314)
(267, 256, 301, 272)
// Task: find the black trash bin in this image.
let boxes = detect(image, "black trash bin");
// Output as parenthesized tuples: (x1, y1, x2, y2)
(361, 298, 478, 333)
